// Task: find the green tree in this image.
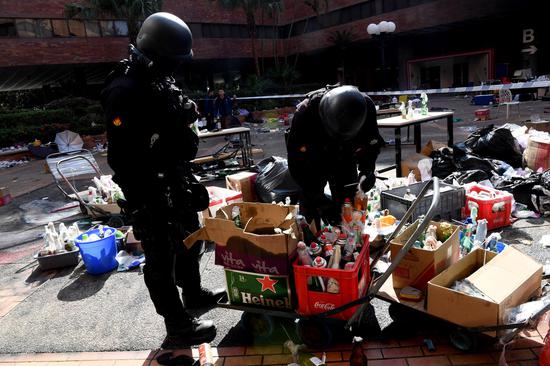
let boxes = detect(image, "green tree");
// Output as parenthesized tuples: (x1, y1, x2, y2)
(215, 0, 282, 77)
(64, 0, 163, 42)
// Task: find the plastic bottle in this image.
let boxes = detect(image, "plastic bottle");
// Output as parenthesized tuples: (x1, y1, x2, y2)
(285, 196, 291, 205)
(343, 237, 356, 261)
(474, 219, 488, 247)
(470, 206, 478, 225)
(342, 198, 353, 223)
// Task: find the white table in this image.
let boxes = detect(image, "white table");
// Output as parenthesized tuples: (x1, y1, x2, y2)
(377, 111, 454, 177)
(196, 126, 253, 169)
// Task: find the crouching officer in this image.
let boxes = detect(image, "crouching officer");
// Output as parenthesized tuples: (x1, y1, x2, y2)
(101, 12, 225, 348)
(287, 85, 385, 225)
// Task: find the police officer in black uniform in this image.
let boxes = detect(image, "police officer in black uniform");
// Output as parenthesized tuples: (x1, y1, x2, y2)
(101, 12, 225, 348)
(287, 85, 384, 225)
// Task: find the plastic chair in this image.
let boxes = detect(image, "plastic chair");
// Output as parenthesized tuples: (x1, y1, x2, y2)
(496, 89, 520, 120)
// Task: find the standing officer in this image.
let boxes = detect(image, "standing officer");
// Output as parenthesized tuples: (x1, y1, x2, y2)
(101, 12, 225, 348)
(287, 85, 384, 225)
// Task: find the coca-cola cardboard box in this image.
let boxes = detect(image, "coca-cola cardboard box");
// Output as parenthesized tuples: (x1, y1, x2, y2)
(183, 202, 300, 275)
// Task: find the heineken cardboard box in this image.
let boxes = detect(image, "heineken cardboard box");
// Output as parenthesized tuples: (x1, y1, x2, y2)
(390, 220, 460, 290)
(225, 268, 292, 310)
(184, 202, 300, 275)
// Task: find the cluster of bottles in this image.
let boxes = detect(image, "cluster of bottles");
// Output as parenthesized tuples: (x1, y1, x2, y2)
(80, 225, 117, 243)
(38, 222, 81, 257)
(87, 175, 125, 205)
(461, 207, 501, 255)
(412, 222, 454, 250)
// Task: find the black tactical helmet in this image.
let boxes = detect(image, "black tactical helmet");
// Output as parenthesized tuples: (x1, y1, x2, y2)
(136, 12, 193, 70)
(319, 85, 368, 141)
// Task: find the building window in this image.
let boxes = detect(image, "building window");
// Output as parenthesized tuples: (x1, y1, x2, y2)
(68, 20, 86, 36)
(52, 19, 69, 37)
(85, 20, 101, 37)
(15, 19, 37, 37)
(113, 20, 128, 36)
(100, 20, 115, 36)
(35, 19, 53, 37)
(0, 19, 16, 37)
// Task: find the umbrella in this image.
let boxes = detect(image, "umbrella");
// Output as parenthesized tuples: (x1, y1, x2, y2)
(55, 130, 84, 153)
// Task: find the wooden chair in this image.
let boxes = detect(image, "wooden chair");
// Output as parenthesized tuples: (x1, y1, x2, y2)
(496, 89, 520, 120)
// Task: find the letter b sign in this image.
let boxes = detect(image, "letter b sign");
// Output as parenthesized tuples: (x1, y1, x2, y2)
(523, 29, 534, 44)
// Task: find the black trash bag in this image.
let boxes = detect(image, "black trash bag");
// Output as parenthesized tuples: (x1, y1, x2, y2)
(492, 174, 542, 211)
(463, 124, 523, 167)
(254, 156, 301, 203)
(541, 169, 550, 190)
(443, 170, 490, 185)
(453, 142, 505, 175)
(430, 147, 456, 179)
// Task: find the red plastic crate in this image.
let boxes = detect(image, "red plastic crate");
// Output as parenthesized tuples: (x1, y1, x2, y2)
(293, 235, 370, 320)
(464, 184, 513, 230)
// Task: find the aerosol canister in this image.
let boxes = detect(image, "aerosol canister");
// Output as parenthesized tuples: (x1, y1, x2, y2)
(198, 343, 214, 366)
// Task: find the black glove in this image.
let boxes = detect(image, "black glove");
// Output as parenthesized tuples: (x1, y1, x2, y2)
(359, 172, 376, 193)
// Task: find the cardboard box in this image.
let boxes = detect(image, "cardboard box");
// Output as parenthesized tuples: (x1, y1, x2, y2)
(421, 140, 448, 157)
(207, 186, 243, 217)
(184, 202, 300, 275)
(390, 220, 460, 290)
(226, 172, 258, 202)
(225, 268, 292, 310)
(428, 247, 542, 329)
(401, 153, 431, 181)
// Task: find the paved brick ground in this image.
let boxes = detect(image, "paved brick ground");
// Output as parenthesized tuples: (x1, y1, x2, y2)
(0, 333, 546, 366)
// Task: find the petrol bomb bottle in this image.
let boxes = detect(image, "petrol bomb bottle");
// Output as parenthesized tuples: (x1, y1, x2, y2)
(342, 198, 353, 223)
(312, 256, 327, 292)
(323, 243, 334, 264)
(326, 246, 341, 294)
(297, 215, 318, 245)
(297, 241, 313, 266)
(308, 242, 323, 257)
(349, 336, 368, 366)
(232, 206, 242, 228)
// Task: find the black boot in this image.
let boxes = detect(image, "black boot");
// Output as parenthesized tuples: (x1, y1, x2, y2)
(161, 318, 216, 349)
(184, 288, 227, 309)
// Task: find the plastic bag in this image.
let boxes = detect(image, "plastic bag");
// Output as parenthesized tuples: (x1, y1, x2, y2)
(504, 297, 550, 324)
(443, 170, 490, 185)
(430, 147, 456, 179)
(492, 174, 541, 211)
(254, 156, 301, 203)
(464, 125, 523, 167)
(418, 158, 432, 181)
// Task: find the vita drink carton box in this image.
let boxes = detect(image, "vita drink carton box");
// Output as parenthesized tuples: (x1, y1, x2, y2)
(390, 220, 460, 290)
(224, 268, 292, 310)
(184, 202, 300, 275)
(428, 247, 542, 332)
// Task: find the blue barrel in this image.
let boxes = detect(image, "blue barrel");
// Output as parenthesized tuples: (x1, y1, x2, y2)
(75, 227, 118, 275)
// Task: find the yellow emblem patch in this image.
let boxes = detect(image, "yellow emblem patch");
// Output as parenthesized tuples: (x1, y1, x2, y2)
(113, 116, 122, 127)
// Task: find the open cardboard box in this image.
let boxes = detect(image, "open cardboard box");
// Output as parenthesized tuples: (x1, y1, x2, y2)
(390, 220, 460, 290)
(428, 247, 542, 331)
(184, 202, 300, 275)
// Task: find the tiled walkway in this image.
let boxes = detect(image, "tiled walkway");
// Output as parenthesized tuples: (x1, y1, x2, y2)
(0, 332, 546, 366)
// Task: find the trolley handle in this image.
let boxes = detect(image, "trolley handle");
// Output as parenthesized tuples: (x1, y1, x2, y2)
(314, 178, 441, 320)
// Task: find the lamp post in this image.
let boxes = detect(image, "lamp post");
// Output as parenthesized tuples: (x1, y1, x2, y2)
(367, 21, 396, 90)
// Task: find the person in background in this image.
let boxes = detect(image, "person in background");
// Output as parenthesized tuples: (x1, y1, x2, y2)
(214, 89, 233, 129)
(287, 85, 384, 226)
(203, 90, 215, 131)
(101, 12, 225, 349)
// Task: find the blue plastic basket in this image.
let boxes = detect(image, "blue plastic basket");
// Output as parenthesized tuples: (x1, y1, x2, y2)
(75, 227, 117, 275)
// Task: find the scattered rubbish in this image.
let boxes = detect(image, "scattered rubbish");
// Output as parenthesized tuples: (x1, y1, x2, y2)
(115, 250, 145, 272)
(451, 279, 491, 301)
(540, 235, 550, 248)
(285, 340, 326, 366)
(0, 159, 29, 170)
(424, 339, 436, 352)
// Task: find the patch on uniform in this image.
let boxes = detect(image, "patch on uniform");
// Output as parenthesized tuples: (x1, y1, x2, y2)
(370, 139, 379, 145)
(299, 145, 307, 153)
(112, 116, 122, 127)
(150, 133, 160, 148)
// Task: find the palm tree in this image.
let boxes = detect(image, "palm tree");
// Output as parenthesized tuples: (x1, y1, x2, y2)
(327, 29, 356, 82)
(215, 0, 282, 77)
(64, 0, 163, 42)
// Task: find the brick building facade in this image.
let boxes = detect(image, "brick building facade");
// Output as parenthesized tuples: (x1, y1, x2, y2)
(0, 0, 545, 91)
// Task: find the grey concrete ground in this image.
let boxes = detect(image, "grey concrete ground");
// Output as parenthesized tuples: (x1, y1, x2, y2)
(0, 95, 549, 353)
